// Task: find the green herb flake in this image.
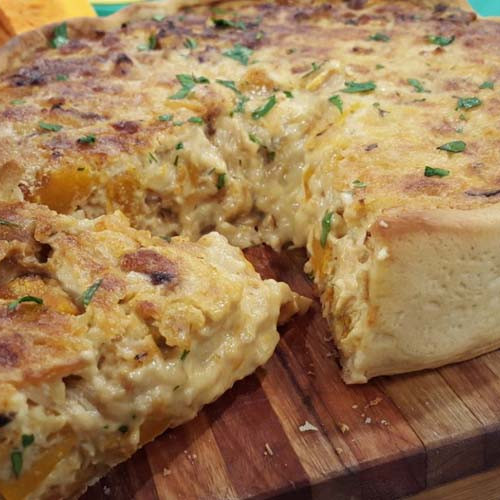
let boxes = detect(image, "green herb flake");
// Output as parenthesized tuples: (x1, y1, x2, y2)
(22, 434, 34, 448)
(173, 120, 184, 126)
(424, 166, 450, 177)
(283, 90, 293, 98)
(170, 74, 209, 100)
(437, 140, 466, 153)
(148, 152, 159, 163)
(328, 95, 343, 113)
(180, 349, 191, 360)
(216, 173, 226, 190)
(428, 34, 455, 46)
(369, 32, 390, 42)
(341, 81, 376, 93)
(184, 37, 198, 49)
(320, 212, 333, 248)
(82, 279, 103, 309)
(223, 43, 253, 65)
(10, 99, 26, 105)
(56, 74, 68, 81)
(212, 18, 246, 30)
(456, 97, 482, 110)
(352, 180, 367, 188)
(216, 79, 240, 94)
(479, 80, 494, 90)
(251, 95, 277, 120)
(158, 114, 173, 122)
(249, 133, 262, 145)
(138, 33, 158, 51)
(174, 155, 179, 166)
(77, 134, 96, 144)
(407, 78, 429, 93)
(175, 142, 184, 150)
(232, 95, 249, 114)
(375, 64, 385, 70)
(118, 425, 129, 434)
(152, 14, 166, 22)
(8, 296, 43, 312)
(51, 22, 69, 49)
(11, 451, 22, 478)
(255, 31, 264, 40)
(188, 116, 204, 124)
(38, 121, 63, 132)
(0, 218, 19, 227)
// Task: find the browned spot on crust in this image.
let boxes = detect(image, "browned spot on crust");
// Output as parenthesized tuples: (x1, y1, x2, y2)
(121, 249, 177, 287)
(112, 121, 140, 134)
(0, 340, 19, 368)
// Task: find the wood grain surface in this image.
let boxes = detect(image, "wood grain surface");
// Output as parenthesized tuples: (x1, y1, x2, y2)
(82, 246, 500, 500)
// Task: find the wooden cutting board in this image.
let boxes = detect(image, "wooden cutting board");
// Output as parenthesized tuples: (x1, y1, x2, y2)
(81, 246, 500, 500)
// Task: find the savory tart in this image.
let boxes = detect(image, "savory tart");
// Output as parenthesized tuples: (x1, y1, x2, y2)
(0, 201, 306, 499)
(0, 1, 498, 379)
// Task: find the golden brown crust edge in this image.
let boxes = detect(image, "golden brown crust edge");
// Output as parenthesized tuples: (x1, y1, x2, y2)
(340, 204, 500, 383)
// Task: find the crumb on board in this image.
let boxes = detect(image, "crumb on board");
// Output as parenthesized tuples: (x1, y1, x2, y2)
(352, 404, 358, 409)
(299, 420, 319, 432)
(163, 468, 172, 476)
(380, 419, 390, 426)
(103, 486, 111, 496)
(365, 397, 383, 409)
(335, 447, 344, 455)
(264, 443, 274, 456)
(364, 417, 372, 424)
(338, 422, 350, 434)
(326, 351, 336, 358)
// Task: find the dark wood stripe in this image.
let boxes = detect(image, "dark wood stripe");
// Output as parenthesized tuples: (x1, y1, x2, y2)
(205, 373, 310, 499)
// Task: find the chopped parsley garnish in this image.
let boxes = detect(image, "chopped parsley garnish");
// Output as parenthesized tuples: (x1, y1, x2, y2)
(184, 37, 198, 49)
(51, 22, 69, 49)
(223, 43, 253, 65)
(152, 14, 166, 22)
(138, 33, 158, 51)
(173, 120, 184, 126)
(437, 140, 466, 153)
(77, 134, 96, 144)
(22, 434, 34, 448)
(38, 121, 62, 132)
(249, 133, 262, 145)
(175, 142, 184, 150)
(216, 79, 240, 93)
(170, 74, 210, 99)
(158, 114, 173, 122)
(82, 279, 103, 308)
(255, 31, 264, 40)
(251, 95, 277, 120)
(303, 61, 325, 78)
(352, 180, 367, 188)
(118, 425, 129, 434)
(424, 166, 450, 177)
(56, 74, 68, 81)
(320, 212, 333, 248)
(283, 90, 293, 98)
(180, 349, 190, 360)
(188, 116, 204, 124)
(0, 218, 19, 227)
(328, 95, 343, 113)
(10, 99, 25, 105)
(148, 152, 159, 163)
(232, 95, 249, 114)
(212, 18, 246, 30)
(341, 81, 376, 93)
(407, 78, 429, 93)
(8, 296, 43, 312)
(11, 451, 22, 478)
(456, 97, 482, 110)
(479, 81, 494, 90)
(428, 34, 455, 46)
(375, 64, 385, 70)
(369, 32, 390, 42)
